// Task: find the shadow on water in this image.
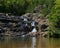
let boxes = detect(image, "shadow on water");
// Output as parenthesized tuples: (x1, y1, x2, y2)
(0, 36, 60, 48)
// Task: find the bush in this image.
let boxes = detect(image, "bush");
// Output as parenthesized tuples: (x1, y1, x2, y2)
(49, 0, 60, 34)
(0, 0, 54, 15)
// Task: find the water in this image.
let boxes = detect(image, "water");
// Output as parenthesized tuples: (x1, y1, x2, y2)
(0, 36, 60, 48)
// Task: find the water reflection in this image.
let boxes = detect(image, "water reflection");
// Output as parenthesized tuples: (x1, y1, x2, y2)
(31, 37, 36, 48)
(0, 36, 60, 48)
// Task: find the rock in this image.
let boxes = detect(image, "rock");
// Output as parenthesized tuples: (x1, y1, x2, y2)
(0, 13, 39, 37)
(0, 13, 6, 16)
(40, 24, 48, 32)
(23, 13, 32, 17)
(40, 32, 48, 37)
(0, 27, 5, 33)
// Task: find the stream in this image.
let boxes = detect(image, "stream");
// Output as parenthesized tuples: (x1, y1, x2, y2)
(0, 36, 60, 48)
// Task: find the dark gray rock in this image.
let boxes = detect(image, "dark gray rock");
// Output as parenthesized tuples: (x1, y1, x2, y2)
(0, 13, 39, 36)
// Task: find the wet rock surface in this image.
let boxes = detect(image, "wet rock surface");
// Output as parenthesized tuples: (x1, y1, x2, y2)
(0, 13, 39, 37)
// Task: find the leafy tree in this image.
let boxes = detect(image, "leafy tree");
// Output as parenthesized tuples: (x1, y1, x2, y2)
(49, 0, 60, 34)
(0, 0, 54, 15)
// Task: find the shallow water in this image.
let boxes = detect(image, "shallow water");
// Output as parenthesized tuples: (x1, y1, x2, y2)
(0, 36, 60, 48)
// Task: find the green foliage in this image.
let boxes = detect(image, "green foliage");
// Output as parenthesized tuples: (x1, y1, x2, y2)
(0, 0, 54, 15)
(49, 0, 60, 33)
(0, 0, 29, 15)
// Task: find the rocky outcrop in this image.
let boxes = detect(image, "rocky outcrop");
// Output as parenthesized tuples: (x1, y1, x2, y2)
(0, 13, 39, 37)
(0, 4, 50, 37)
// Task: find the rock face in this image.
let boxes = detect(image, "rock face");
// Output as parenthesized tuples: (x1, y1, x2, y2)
(0, 4, 49, 37)
(40, 24, 48, 32)
(0, 13, 38, 37)
(23, 9, 49, 37)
